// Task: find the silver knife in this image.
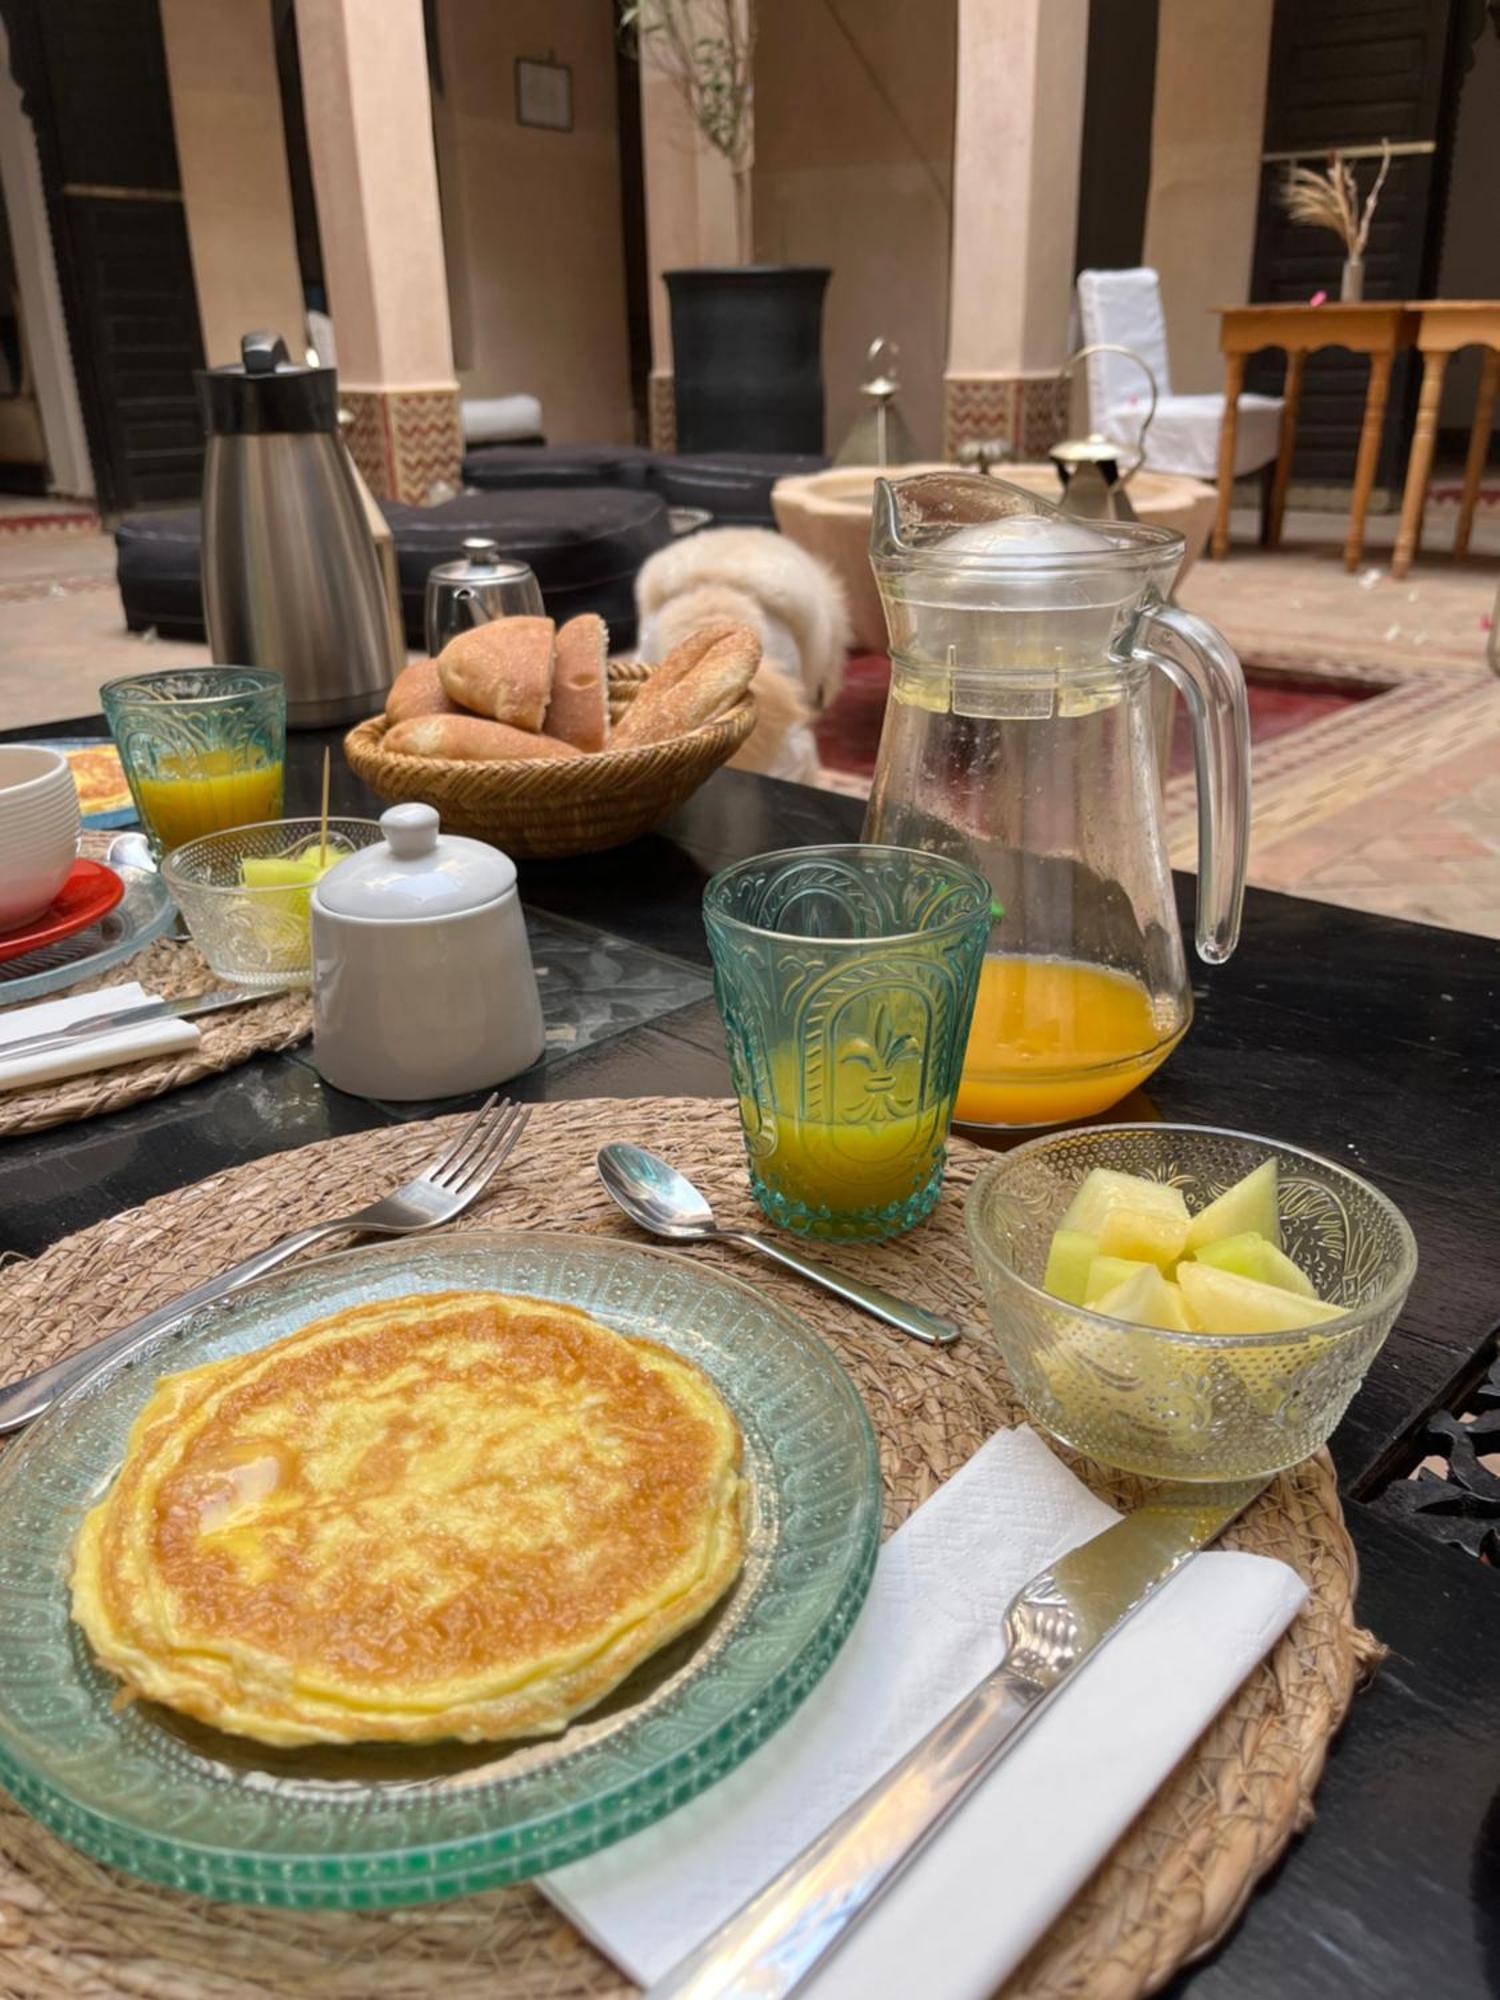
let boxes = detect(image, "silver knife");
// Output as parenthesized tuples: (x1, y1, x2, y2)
(0, 987, 291, 1065)
(649, 1476, 1270, 2000)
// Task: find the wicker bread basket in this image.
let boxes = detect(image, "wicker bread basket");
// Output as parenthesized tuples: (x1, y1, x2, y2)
(344, 662, 756, 859)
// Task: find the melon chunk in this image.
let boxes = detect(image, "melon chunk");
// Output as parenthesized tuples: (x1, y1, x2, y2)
(1090, 1265, 1195, 1333)
(1185, 1160, 1281, 1253)
(1059, 1169, 1189, 1270)
(241, 854, 324, 890)
(1084, 1255, 1152, 1304)
(1192, 1229, 1314, 1297)
(1042, 1228, 1097, 1306)
(1177, 1261, 1344, 1335)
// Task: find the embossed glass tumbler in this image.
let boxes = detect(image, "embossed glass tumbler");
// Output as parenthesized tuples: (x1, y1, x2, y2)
(101, 667, 286, 861)
(704, 844, 991, 1241)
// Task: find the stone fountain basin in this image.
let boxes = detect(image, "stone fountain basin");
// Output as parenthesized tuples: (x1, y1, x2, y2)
(771, 462, 1217, 652)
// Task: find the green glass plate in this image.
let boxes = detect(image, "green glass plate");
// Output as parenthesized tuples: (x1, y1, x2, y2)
(0, 1232, 880, 1908)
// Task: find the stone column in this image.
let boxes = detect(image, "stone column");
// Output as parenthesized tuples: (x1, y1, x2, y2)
(160, 0, 306, 369)
(638, 26, 743, 450)
(1143, 0, 1273, 393)
(945, 0, 1088, 460)
(0, 21, 93, 496)
(295, 0, 461, 500)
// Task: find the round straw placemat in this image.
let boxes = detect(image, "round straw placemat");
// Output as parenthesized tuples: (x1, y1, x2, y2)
(0, 837, 312, 1141)
(0, 1097, 1377, 2000)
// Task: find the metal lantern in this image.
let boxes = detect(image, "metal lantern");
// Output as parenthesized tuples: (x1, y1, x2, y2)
(834, 338, 919, 468)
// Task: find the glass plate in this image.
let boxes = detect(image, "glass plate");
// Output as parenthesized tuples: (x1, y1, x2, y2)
(0, 1232, 880, 1908)
(0, 859, 175, 1003)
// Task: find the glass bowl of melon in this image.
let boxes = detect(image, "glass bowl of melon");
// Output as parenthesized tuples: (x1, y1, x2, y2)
(964, 1125, 1417, 1481)
(163, 818, 383, 988)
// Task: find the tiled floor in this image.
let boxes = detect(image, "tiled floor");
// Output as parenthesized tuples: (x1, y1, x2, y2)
(0, 522, 209, 728)
(1177, 516, 1496, 683)
(1166, 672, 1500, 938)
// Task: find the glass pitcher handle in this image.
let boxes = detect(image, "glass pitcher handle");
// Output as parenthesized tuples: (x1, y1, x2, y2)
(1135, 602, 1250, 965)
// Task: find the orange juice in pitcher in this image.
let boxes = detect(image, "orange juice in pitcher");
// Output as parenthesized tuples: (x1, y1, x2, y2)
(861, 472, 1250, 1125)
(955, 955, 1186, 1128)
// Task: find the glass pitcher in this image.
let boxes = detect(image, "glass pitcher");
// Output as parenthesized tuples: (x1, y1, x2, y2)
(864, 472, 1249, 1128)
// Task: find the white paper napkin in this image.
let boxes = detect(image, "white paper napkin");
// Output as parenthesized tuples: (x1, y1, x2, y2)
(543, 1425, 1307, 2000)
(0, 981, 200, 1091)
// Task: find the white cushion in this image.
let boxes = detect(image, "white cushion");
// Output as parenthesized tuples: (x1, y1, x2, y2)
(1105, 393, 1283, 483)
(461, 394, 545, 444)
(1077, 268, 1174, 412)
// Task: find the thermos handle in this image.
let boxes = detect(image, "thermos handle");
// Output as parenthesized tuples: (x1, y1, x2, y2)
(241, 331, 289, 375)
(1135, 603, 1250, 965)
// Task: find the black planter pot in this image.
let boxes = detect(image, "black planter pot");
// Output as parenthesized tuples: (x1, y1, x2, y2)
(666, 265, 831, 454)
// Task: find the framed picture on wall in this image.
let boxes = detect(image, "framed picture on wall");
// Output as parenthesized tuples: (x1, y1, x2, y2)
(516, 57, 572, 132)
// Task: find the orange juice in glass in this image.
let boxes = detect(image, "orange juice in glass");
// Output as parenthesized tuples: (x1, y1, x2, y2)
(101, 668, 286, 860)
(704, 844, 990, 1241)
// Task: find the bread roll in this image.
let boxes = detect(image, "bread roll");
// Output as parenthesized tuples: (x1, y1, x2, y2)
(437, 616, 555, 729)
(647, 621, 744, 695)
(545, 613, 610, 752)
(611, 624, 761, 749)
(384, 714, 581, 762)
(384, 659, 456, 725)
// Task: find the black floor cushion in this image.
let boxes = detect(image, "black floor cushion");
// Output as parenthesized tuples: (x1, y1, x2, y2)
(115, 487, 673, 650)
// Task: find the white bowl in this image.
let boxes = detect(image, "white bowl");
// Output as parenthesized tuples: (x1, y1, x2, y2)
(0, 746, 80, 931)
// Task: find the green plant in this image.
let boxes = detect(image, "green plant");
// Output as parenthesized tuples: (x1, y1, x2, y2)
(622, 0, 756, 259)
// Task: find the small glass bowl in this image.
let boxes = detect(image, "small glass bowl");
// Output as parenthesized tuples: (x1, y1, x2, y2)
(964, 1124, 1417, 1482)
(162, 818, 383, 988)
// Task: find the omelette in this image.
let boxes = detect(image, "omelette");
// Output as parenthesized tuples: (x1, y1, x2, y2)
(71, 1290, 746, 1749)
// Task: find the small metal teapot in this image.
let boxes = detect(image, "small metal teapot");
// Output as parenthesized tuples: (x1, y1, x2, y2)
(424, 538, 545, 656)
(1050, 342, 1159, 523)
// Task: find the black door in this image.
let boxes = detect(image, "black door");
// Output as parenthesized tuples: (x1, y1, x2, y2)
(1246, 0, 1467, 489)
(1, 0, 204, 511)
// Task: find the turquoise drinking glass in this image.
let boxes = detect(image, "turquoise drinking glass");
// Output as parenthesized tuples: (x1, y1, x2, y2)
(703, 844, 991, 1241)
(101, 667, 286, 860)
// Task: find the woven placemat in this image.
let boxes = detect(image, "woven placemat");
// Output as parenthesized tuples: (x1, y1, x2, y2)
(0, 1097, 1378, 2000)
(0, 836, 311, 1141)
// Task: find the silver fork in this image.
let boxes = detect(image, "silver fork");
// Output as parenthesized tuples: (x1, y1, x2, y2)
(0, 1095, 530, 1435)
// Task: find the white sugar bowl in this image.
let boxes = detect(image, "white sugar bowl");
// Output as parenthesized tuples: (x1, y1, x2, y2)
(311, 803, 544, 1100)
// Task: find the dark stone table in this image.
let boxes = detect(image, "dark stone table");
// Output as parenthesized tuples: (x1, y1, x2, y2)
(3, 718, 1498, 1998)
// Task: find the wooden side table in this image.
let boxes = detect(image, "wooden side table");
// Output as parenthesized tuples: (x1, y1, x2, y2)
(1212, 303, 1418, 569)
(1392, 301, 1500, 578)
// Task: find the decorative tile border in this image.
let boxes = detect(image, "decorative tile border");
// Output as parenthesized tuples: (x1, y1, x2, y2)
(943, 371, 1069, 459)
(340, 387, 462, 504)
(648, 370, 676, 453)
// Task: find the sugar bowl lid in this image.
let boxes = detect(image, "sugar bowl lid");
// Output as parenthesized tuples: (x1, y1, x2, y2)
(314, 804, 516, 919)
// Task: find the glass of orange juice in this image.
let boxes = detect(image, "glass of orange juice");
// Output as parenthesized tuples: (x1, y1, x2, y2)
(704, 844, 990, 1241)
(101, 668, 286, 860)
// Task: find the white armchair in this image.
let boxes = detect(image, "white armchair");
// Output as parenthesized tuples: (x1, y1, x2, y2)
(1076, 268, 1284, 539)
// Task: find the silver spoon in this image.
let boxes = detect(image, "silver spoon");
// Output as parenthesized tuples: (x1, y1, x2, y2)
(597, 1143, 962, 1349)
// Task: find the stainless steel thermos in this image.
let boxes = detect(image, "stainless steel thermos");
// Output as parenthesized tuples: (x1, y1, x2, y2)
(197, 332, 403, 728)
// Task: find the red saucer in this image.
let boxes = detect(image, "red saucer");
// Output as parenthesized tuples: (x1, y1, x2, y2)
(0, 860, 126, 964)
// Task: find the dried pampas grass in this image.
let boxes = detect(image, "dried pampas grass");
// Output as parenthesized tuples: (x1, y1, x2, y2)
(1280, 142, 1391, 258)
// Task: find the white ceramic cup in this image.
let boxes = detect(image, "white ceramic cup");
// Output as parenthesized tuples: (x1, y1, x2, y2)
(0, 746, 81, 931)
